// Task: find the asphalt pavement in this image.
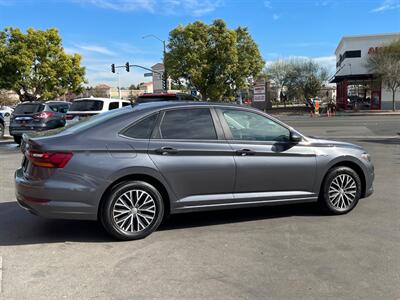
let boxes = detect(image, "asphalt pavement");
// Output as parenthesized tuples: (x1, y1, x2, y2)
(0, 115, 399, 299)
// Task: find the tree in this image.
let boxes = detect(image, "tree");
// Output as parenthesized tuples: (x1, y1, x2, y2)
(265, 60, 291, 107)
(266, 58, 329, 103)
(165, 20, 264, 101)
(367, 40, 400, 111)
(0, 27, 86, 102)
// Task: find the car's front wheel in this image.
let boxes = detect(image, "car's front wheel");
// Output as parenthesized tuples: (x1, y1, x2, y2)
(13, 136, 22, 145)
(319, 166, 362, 214)
(100, 181, 164, 240)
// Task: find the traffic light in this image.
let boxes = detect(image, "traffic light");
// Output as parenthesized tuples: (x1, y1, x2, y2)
(111, 64, 115, 73)
(162, 74, 167, 91)
(125, 62, 130, 72)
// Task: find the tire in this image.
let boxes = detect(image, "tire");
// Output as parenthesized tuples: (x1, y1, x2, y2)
(13, 136, 22, 145)
(0, 123, 4, 139)
(319, 166, 362, 215)
(100, 181, 164, 240)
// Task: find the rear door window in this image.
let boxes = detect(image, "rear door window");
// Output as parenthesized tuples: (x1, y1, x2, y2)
(158, 108, 217, 140)
(14, 103, 44, 115)
(49, 104, 69, 113)
(69, 100, 104, 111)
(109, 102, 119, 110)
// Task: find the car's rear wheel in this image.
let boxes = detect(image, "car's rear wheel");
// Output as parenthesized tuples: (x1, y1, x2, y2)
(319, 166, 362, 214)
(0, 123, 4, 139)
(100, 181, 164, 240)
(13, 136, 22, 145)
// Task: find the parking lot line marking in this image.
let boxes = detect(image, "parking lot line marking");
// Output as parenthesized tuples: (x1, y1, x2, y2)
(0, 256, 2, 294)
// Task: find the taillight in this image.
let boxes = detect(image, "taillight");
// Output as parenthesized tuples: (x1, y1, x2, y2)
(33, 112, 55, 119)
(27, 150, 73, 168)
(66, 114, 74, 120)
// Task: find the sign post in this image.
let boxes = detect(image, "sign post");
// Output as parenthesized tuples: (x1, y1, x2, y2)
(252, 79, 271, 111)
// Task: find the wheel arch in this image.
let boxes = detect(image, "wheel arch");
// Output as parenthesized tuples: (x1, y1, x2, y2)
(98, 173, 172, 220)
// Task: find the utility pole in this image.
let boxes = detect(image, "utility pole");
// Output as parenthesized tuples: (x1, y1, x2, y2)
(143, 34, 167, 91)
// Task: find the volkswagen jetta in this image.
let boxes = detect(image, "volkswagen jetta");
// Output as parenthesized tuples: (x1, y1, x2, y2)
(15, 102, 374, 240)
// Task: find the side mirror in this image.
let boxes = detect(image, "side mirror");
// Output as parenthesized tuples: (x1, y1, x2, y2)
(290, 131, 302, 143)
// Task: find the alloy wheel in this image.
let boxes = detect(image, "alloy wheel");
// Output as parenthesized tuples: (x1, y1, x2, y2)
(112, 189, 156, 232)
(328, 174, 357, 211)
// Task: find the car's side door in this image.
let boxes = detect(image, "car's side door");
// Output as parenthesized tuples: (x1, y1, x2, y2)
(217, 107, 317, 202)
(148, 107, 236, 210)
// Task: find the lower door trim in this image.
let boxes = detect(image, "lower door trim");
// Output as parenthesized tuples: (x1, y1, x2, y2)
(174, 195, 317, 213)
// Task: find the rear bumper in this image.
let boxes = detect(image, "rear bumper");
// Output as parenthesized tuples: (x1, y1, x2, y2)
(10, 127, 48, 136)
(15, 168, 100, 220)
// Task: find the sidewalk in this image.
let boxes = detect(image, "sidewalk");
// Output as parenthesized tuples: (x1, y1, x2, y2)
(269, 110, 400, 117)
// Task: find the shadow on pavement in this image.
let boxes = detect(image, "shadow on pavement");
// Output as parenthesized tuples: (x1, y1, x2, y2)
(0, 200, 323, 246)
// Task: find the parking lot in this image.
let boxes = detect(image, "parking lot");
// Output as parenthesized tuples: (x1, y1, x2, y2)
(0, 115, 399, 299)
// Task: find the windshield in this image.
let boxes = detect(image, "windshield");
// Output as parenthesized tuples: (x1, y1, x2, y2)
(69, 100, 104, 111)
(14, 103, 44, 114)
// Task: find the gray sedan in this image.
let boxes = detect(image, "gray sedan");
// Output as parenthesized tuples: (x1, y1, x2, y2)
(15, 102, 374, 240)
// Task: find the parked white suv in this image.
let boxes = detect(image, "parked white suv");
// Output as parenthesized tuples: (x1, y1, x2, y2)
(66, 98, 131, 124)
(0, 106, 14, 118)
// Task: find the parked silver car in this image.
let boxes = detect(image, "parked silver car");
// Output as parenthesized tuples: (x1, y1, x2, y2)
(15, 102, 374, 240)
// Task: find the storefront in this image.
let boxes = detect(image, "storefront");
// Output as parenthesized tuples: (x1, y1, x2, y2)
(331, 33, 400, 110)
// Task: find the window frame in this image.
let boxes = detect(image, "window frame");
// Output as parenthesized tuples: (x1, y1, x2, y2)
(215, 107, 293, 144)
(152, 107, 225, 142)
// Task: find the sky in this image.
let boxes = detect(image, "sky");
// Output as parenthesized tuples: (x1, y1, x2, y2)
(0, 0, 399, 87)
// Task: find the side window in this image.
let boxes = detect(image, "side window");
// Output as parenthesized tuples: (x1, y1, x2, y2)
(221, 109, 290, 142)
(122, 114, 158, 139)
(59, 105, 69, 113)
(49, 105, 59, 112)
(109, 102, 119, 110)
(159, 108, 217, 140)
(122, 102, 131, 107)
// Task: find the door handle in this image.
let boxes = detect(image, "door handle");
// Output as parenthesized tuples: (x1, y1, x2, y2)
(236, 149, 256, 156)
(155, 146, 179, 155)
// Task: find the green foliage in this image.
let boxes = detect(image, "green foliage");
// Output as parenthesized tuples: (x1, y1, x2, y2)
(0, 27, 86, 102)
(165, 19, 264, 101)
(367, 39, 400, 111)
(265, 58, 329, 101)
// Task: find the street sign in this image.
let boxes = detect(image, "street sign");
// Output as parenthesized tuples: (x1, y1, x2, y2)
(253, 94, 265, 102)
(254, 86, 265, 94)
(191, 89, 197, 97)
(144, 72, 153, 77)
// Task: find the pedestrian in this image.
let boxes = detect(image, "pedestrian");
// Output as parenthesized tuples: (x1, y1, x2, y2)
(308, 98, 315, 117)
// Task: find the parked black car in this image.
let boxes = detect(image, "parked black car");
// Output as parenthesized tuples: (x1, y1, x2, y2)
(0, 113, 4, 139)
(136, 93, 199, 103)
(9, 101, 70, 144)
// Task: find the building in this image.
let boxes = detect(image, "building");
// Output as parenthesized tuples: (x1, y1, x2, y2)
(331, 33, 400, 110)
(139, 82, 153, 93)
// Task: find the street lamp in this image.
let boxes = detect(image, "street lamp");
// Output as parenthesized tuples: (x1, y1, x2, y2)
(143, 34, 167, 91)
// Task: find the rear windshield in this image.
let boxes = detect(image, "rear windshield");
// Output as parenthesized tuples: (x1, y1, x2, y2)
(27, 107, 132, 139)
(69, 100, 104, 111)
(136, 96, 177, 103)
(14, 103, 44, 114)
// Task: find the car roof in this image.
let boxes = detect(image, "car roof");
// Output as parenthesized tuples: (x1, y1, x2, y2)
(45, 101, 70, 104)
(131, 101, 249, 112)
(138, 93, 178, 97)
(73, 97, 130, 103)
